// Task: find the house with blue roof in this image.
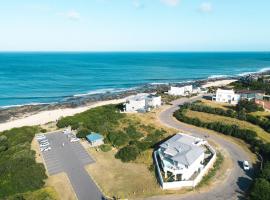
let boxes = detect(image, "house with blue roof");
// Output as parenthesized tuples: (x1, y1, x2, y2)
(86, 132, 104, 147)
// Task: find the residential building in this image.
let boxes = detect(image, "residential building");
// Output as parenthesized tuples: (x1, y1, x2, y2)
(157, 134, 205, 181)
(168, 85, 193, 96)
(146, 94, 162, 109)
(237, 90, 264, 101)
(86, 132, 104, 147)
(123, 93, 161, 112)
(212, 88, 240, 105)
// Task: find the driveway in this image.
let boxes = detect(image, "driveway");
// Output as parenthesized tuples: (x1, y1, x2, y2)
(150, 96, 254, 200)
(41, 131, 104, 200)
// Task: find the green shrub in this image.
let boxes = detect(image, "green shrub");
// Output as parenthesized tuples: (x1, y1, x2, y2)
(250, 178, 270, 200)
(115, 145, 140, 162)
(100, 144, 112, 152)
(236, 99, 264, 113)
(124, 125, 143, 140)
(76, 127, 89, 138)
(0, 126, 47, 198)
(108, 131, 129, 147)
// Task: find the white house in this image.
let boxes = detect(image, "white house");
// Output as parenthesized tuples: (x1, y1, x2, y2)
(146, 94, 162, 109)
(212, 88, 240, 105)
(157, 134, 205, 181)
(168, 85, 193, 96)
(124, 93, 161, 112)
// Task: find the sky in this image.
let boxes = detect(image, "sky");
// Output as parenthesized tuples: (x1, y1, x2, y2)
(0, 0, 270, 51)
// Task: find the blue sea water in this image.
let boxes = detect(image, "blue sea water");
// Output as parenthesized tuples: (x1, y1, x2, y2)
(0, 52, 270, 107)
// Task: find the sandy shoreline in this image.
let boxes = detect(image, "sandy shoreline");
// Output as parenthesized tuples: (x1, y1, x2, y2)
(201, 79, 237, 88)
(0, 79, 236, 132)
(0, 99, 125, 132)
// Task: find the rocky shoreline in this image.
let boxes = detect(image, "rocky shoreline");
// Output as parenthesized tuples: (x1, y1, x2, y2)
(0, 71, 268, 124)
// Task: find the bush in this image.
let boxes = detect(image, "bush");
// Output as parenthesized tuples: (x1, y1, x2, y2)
(76, 127, 89, 138)
(108, 131, 129, 147)
(115, 145, 140, 162)
(56, 105, 124, 136)
(100, 144, 112, 152)
(250, 178, 270, 200)
(124, 125, 143, 140)
(236, 99, 264, 113)
(0, 126, 47, 198)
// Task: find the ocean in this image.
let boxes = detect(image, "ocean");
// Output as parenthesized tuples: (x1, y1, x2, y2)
(0, 52, 270, 107)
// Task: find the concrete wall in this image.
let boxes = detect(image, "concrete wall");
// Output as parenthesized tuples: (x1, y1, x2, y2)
(154, 143, 216, 190)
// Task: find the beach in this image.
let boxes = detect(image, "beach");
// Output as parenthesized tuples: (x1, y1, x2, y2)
(0, 98, 125, 132)
(201, 79, 237, 88)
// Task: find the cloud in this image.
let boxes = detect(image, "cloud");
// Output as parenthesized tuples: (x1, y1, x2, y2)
(160, 0, 180, 7)
(58, 10, 81, 21)
(199, 2, 213, 13)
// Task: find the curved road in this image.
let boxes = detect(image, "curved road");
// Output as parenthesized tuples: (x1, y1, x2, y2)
(151, 96, 254, 200)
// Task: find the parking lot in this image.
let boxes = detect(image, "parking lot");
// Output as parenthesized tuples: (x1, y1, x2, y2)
(38, 131, 103, 200)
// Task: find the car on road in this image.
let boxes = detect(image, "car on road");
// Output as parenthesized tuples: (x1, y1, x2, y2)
(36, 134, 46, 141)
(40, 146, 51, 152)
(70, 137, 80, 142)
(63, 129, 71, 135)
(243, 160, 250, 171)
(40, 142, 50, 147)
(39, 139, 49, 144)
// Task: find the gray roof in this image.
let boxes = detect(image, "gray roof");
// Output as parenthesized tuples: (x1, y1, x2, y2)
(160, 134, 204, 166)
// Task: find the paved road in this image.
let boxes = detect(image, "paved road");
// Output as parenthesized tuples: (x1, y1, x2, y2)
(150, 96, 254, 200)
(41, 132, 104, 200)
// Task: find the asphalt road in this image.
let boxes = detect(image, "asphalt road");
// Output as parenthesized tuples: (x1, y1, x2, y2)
(150, 96, 254, 200)
(41, 132, 104, 200)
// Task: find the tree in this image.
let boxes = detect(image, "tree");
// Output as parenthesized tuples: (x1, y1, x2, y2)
(115, 145, 139, 162)
(250, 178, 270, 200)
(260, 162, 270, 182)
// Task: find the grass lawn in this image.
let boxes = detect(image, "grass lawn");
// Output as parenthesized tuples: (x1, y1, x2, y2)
(198, 99, 232, 110)
(7, 187, 59, 200)
(185, 110, 270, 143)
(86, 148, 189, 199)
(250, 111, 270, 119)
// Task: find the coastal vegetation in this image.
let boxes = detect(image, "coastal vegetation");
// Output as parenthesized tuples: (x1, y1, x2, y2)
(0, 126, 48, 199)
(183, 100, 270, 140)
(174, 101, 270, 200)
(57, 104, 168, 162)
(231, 76, 270, 94)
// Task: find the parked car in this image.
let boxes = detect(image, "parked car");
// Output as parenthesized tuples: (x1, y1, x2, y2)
(63, 129, 71, 135)
(41, 146, 51, 152)
(67, 133, 75, 138)
(40, 142, 50, 147)
(36, 134, 46, 141)
(243, 160, 250, 171)
(70, 137, 80, 142)
(39, 139, 49, 144)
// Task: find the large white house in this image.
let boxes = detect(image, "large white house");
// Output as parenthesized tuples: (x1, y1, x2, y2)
(157, 134, 205, 181)
(168, 85, 193, 96)
(124, 93, 161, 112)
(212, 88, 240, 105)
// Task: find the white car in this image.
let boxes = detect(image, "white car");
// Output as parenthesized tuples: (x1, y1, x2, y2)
(41, 146, 51, 152)
(40, 142, 50, 147)
(63, 129, 71, 135)
(70, 137, 80, 142)
(67, 134, 75, 138)
(39, 139, 49, 144)
(243, 160, 250, 171)
(36, 134, 46, 141)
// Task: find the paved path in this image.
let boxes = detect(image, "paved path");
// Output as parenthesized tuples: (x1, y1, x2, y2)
(42, 132, 104, 200)
(150, 96, 254, 200)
